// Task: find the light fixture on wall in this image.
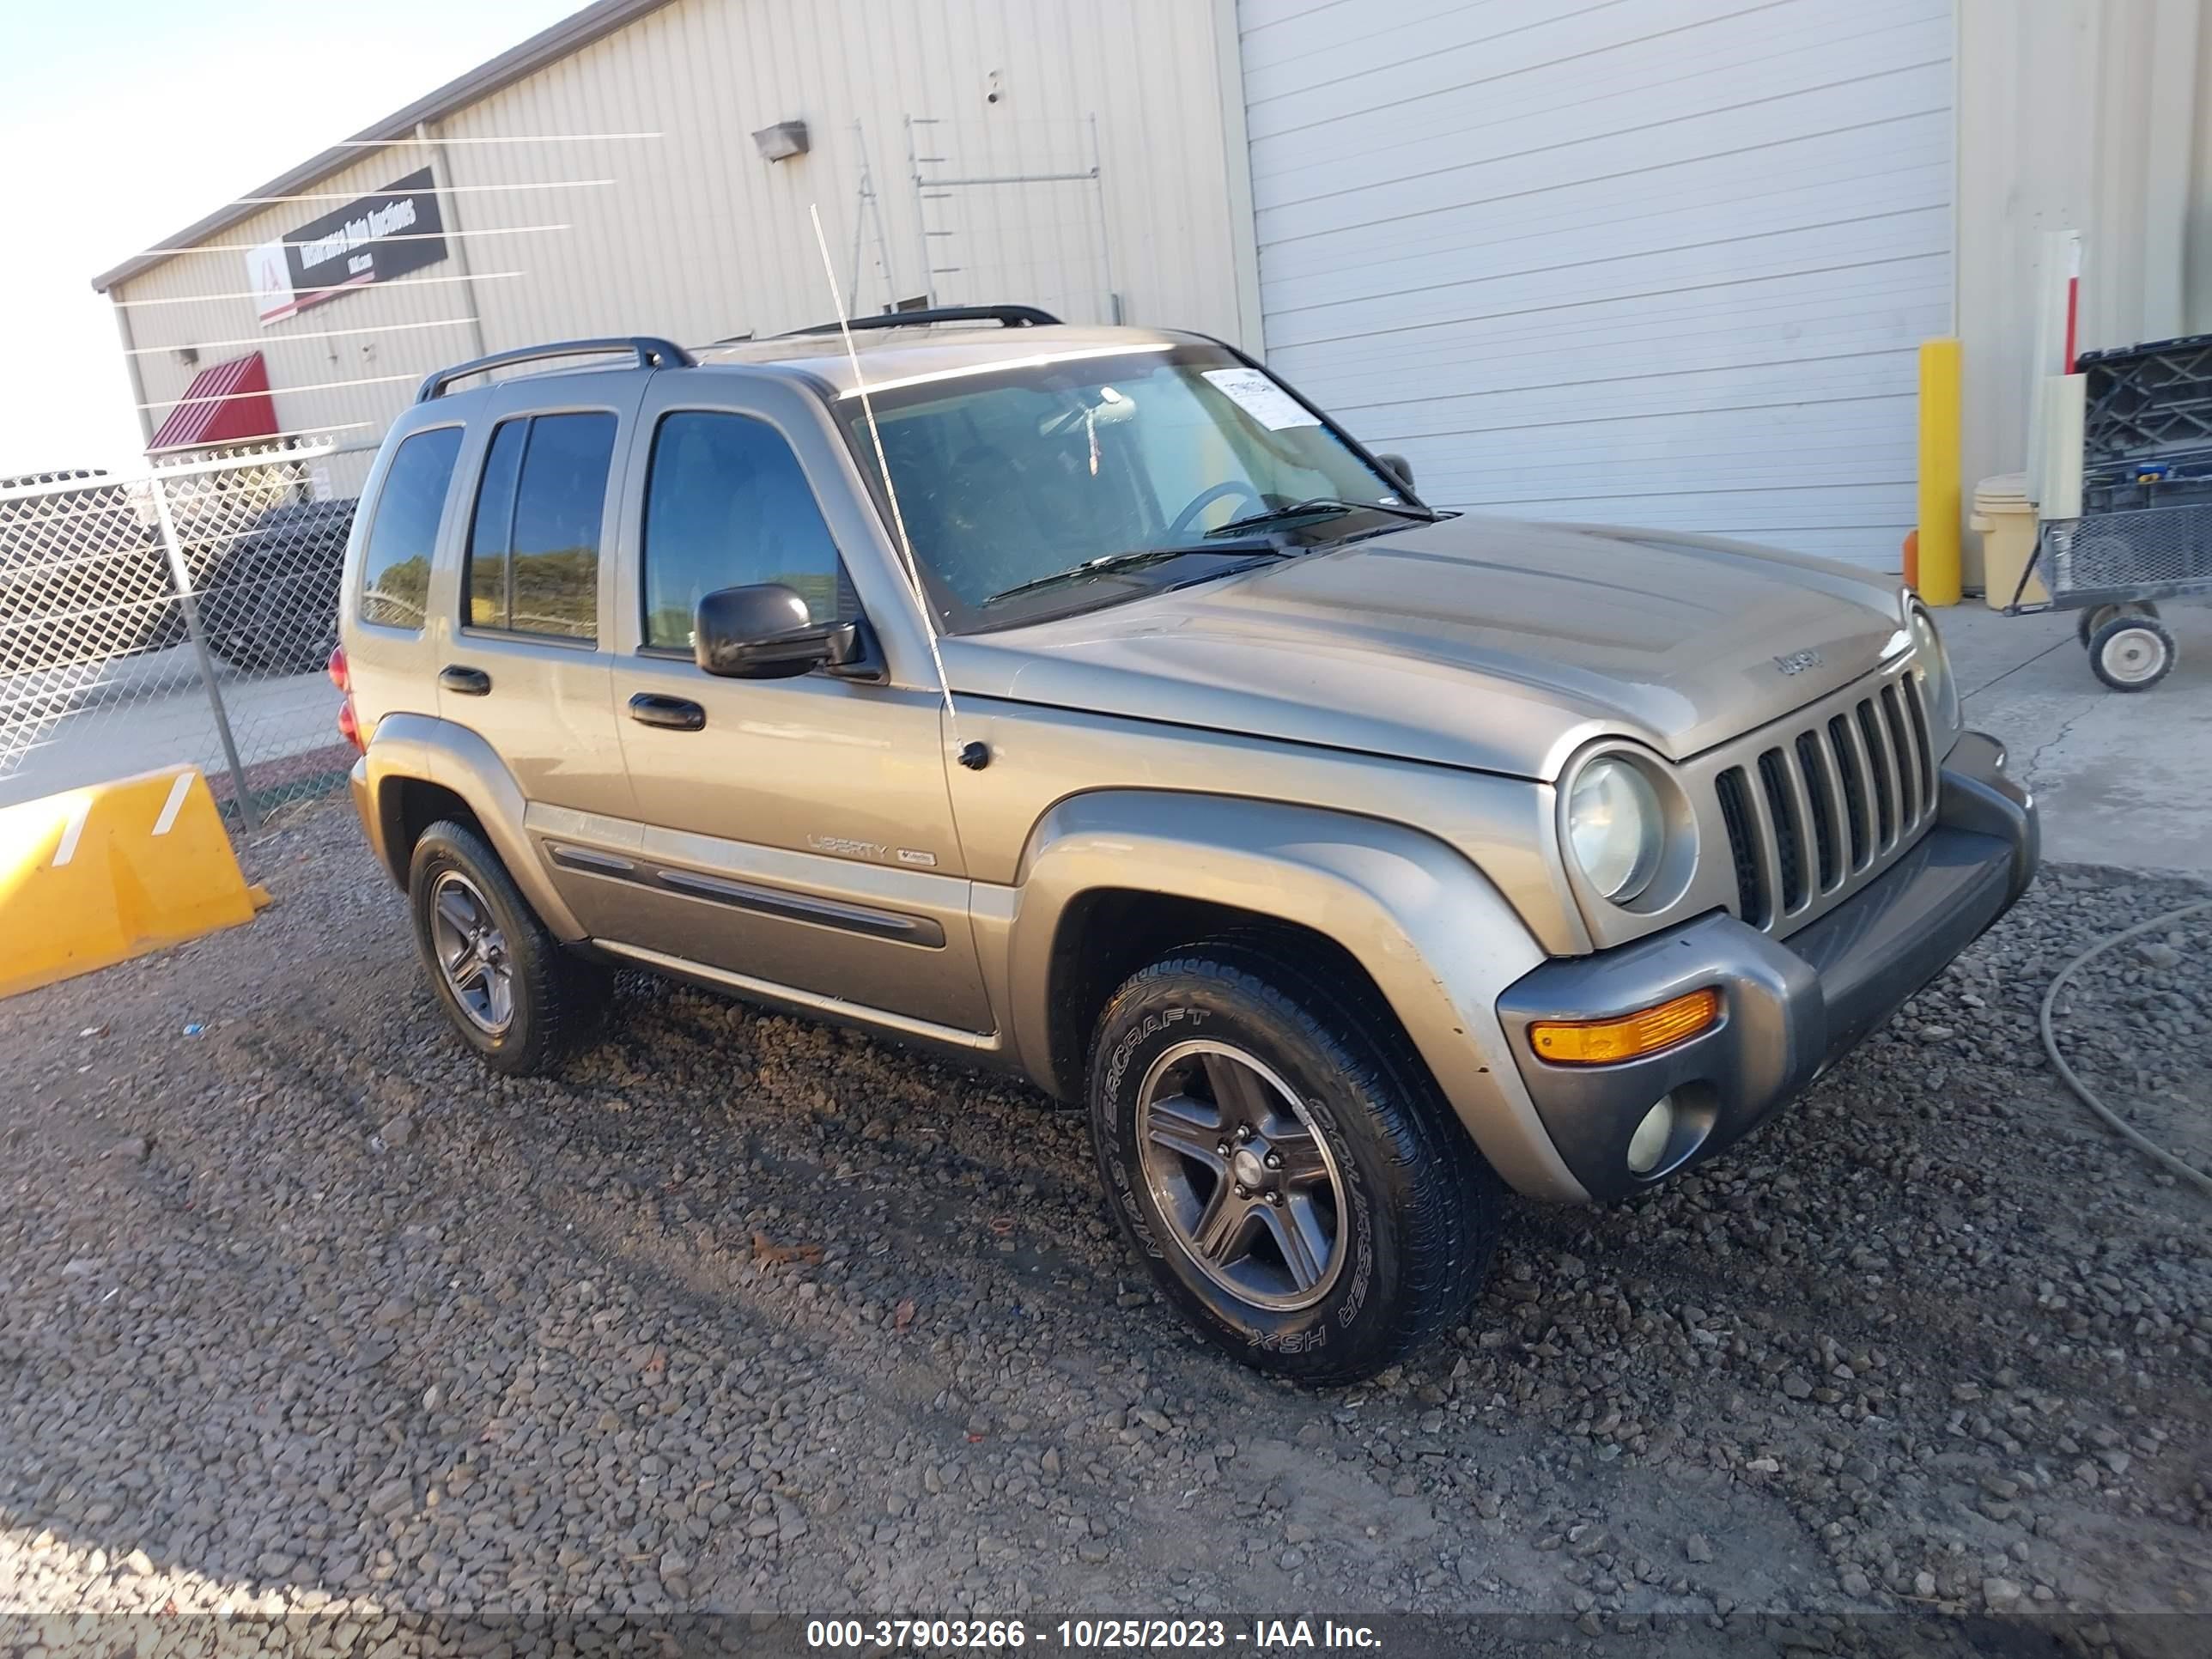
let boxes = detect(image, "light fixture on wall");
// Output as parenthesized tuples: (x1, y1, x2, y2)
(751, 120, 809, 162)
(173, 346, 199, 368)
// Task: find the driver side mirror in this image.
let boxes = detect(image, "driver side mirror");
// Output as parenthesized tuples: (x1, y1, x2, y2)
(695, 583, 861, 680)
(1376, 453, 1416, 492)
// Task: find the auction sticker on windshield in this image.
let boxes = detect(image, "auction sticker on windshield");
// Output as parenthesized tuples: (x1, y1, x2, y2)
(1202, 368, 1321, 431)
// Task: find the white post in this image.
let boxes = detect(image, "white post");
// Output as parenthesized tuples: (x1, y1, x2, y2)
(2025, 229, 2081, 507)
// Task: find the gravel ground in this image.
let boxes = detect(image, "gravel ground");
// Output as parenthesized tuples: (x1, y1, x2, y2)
(0, 797, 2207, 1653)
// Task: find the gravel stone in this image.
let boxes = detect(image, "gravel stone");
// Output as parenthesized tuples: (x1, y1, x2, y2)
(366, 1480, 413, 1518)
(0, 800, 2204, 1624)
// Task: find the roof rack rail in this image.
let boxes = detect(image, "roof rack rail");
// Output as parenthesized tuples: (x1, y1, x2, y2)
(416, 337, 695, 403)
(781, 305, 1062, 338)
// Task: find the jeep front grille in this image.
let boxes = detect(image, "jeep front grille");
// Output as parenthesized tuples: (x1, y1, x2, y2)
(1715, 669, 1936, 933)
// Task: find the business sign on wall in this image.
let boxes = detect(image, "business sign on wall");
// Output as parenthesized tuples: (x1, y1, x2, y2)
(246, 167, 448, 326)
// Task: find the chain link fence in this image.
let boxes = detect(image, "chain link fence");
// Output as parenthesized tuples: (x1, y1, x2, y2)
(0, 440, 356, 830)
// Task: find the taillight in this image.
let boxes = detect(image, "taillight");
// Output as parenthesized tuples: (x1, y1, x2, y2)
(330, 645, 363, 750)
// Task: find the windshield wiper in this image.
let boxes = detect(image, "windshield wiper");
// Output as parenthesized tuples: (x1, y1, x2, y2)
(980, 544, 1285, 608)
(1205, 496, 1442, 538)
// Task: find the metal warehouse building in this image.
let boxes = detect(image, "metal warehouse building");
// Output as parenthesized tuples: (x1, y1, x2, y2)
(96, 0, 2212, 574)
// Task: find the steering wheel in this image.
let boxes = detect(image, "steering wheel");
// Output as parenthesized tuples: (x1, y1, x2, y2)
(1167, 480, 1266, 541)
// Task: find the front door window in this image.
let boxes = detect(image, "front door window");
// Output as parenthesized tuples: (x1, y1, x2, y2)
(641, 410, 857, 650)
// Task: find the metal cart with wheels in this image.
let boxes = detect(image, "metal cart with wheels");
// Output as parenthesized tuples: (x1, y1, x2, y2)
(2021, 512, 2202, 690)
(2006, 334, 2212, 691)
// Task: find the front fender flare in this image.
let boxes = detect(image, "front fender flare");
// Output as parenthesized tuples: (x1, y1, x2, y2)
(997, 792, 1589, 1203)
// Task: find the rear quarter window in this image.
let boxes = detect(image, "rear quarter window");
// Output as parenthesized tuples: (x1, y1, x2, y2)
(358, 426, 463, 630)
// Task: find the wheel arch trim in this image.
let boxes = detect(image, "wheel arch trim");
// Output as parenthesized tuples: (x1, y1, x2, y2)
(357, 712, 586, 940)
(996, 790, 1590, 1203)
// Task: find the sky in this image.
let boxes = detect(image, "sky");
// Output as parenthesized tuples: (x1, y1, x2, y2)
(0, 0, 580, 478)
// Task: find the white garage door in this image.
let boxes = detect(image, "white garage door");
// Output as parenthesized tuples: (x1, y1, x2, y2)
(1239, 0, 1953, 568)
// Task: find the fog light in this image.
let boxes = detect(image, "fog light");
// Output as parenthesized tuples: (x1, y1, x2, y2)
(1626, 1096, 1677, 1175)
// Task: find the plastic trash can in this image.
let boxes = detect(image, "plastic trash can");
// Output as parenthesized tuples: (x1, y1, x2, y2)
(1971, 473, 2047, 607)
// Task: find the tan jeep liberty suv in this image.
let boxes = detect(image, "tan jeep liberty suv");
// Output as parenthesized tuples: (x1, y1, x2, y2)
(335, 308, 2038, 1382)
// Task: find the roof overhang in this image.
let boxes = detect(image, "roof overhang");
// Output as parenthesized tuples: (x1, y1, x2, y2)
(91, 0, 677, 295)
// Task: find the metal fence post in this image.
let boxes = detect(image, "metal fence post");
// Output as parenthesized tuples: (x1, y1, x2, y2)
(148, 469, 257, 823)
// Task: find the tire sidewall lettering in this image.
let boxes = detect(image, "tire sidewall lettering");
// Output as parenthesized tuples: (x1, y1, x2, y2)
(1092, 992, 1389, 1358)
(1299, 1092, 1374, 1326)
(1100, 1008, 1205, 1261)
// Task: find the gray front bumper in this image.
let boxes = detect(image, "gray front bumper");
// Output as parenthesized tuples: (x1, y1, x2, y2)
(1496, 731, 2036, 1201)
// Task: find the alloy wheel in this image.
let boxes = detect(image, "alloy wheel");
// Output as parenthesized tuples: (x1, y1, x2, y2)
(428, 871, 514, 1035)
(1134, 1039, 1347, 1311)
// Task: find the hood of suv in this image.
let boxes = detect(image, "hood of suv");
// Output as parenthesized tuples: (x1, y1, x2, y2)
(943, 515, 1910, 779)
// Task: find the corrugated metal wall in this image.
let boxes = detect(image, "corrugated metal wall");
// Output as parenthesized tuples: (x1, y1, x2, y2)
(113, 0, 1246, 493)
(441, 0, 1244, 345)
(114, 142, 484, 494)
(1237, 0, 1955, 571)
(1957, 0, 2212, 553)
(118, 0, 2212, 562)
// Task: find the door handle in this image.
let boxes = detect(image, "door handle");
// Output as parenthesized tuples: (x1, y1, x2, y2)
(628, 692, 706, 731)
(439, 665, 492, 696)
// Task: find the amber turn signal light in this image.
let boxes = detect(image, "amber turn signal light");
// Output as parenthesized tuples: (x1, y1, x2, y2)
(1529, 988, 1721, 1065)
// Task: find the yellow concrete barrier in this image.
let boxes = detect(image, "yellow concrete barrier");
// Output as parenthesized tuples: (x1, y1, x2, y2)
(0, 765, 270, 999)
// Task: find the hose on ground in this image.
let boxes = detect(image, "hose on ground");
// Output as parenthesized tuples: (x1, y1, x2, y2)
(2038, 895, 2212, 1199)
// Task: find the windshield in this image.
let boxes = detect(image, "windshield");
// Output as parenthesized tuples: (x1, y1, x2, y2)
(839, 342, 1413, 631)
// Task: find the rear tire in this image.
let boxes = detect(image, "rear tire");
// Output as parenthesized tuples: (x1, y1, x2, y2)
(1088, 938, 1500, 1383)
(407, 819, 611, 1075)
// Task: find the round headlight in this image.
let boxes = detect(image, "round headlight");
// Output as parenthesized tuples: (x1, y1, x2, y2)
(1909, 605, 1960, 732)
(1567, 757, 1663, 902)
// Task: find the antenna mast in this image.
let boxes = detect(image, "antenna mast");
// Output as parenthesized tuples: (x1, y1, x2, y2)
(805, 204, 982, 769)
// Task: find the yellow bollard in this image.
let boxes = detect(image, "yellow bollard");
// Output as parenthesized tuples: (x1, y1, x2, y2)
(1917, 337, 1963, 605)
(0, 765, 270, 1000)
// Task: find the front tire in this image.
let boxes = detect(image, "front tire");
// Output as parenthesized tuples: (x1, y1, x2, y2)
(407, 820, 611, 1075)
(1088, 939, 1500, 1383)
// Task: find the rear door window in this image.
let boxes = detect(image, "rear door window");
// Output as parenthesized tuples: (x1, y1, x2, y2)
(358, 426, 462, 629)
(465, 420, 526, 628)
(461, 411, 616, 641)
